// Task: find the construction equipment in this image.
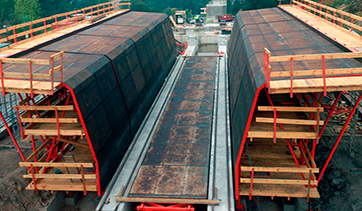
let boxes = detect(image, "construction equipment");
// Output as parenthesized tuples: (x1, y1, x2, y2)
(174, 10, 186, 26)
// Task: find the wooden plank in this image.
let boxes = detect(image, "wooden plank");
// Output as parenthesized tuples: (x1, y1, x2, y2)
(301, 140, 317, 168)
(299, 146, 317, 180)
(240, 178, 317, 185)
(19, 162, 93, 168)
(50, 51, 64, 60)
(270, 85, 362, 94)
(270, 68, 362, 78)
(24, 129, 84, 136)
(247, 131, 317, 139)
(116, 197, 220, 205)
(21, 118, 78, 123)
(293, 1, 362, 32)
(1, 58, 50, 65)
(240, 166, 319, 173)
(58, 138, 89, 148)
(269, 52, 362, 62)
(255, 117, 324, 125)
(15, 105, 74, 111)
(293, 0, 362, 25)
(3, 72, 50, 80)
(26, 138, 52, 162)
(18, 94, 39, 106)
(26, 182, 97, 191)
(309, 94, 321, 107)
(239, 183, 320, 198)
(52, 65, 62, 73)
(299, 0, 362, 22)
(23, 173, 96, 179)
(258, 106, 323, 112)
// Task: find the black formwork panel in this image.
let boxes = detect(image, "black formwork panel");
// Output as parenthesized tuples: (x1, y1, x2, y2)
(6, 11, 177, 189)
(228, 7, 362, 167)
(129, 56, 217, 198)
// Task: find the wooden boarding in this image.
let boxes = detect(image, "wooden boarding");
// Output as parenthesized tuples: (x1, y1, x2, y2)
(240, 178, 318, 186)
(0, 10, 129, 57)
(255, 117, 324, 125)
(248, 106, 318, 139)
(269, 76, 362, 94)
(16, 105, 74, 111)
(279, 4, 362, 51)
(248, 131, 317, 139)
(116, 197, 220, 205)
(22, 110, 84, 136)
(240, 166, 319, 174)
(240, 138, 320, 198)
(0, 79, 60, 94)
(22, 144, 96, 192)
(19, 162, 93, 168)
(239, 184, 319, 198)
(23, 173, 96, 179)
(258, 106, 323, 112)
(26, 180, 97, 191)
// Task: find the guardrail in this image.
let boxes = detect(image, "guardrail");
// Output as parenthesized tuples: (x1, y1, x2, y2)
(292, 0, 362, 35)
(0, 1, 131, 51)
(0, 51, 64, 98)
(264, 48, 362, 97)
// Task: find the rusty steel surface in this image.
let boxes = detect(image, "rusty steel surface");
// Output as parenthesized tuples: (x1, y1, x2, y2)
(129, 56, 218, 198)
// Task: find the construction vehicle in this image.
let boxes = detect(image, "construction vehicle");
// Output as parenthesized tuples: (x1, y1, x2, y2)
(174, 10, 186, 26)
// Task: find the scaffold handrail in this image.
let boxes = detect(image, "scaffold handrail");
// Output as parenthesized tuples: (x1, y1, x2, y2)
(291, 0, 362, 35)
(0, 51, 64, 98)
(0, 1, 131, 50)
(264, 48, 362, 97)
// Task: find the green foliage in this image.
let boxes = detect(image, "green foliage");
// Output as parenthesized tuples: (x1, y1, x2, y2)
(14, 0, 40, 23)
(0, 0, 15, 24)
(164, 7, 178, 16)
(130, 0, 209, 15)
(131, 0, 161, 12)
(230, 0, 243, 15)
(241, 0, 278, 11)
(38, 0, 72, 18)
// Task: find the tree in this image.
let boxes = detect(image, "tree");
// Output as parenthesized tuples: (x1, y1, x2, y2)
(14, 0, 40, 23)
(0, 0, 15, 25)
(38, 0, 72, 18)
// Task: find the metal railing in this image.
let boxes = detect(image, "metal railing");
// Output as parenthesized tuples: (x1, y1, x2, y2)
(0, 1, 131, 50)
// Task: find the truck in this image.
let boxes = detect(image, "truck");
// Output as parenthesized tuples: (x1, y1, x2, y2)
(217, 14, 233, 22)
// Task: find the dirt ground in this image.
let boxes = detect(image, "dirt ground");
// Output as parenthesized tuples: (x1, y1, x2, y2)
(0, 135, 50, 211)
(0, 135, 99, 211)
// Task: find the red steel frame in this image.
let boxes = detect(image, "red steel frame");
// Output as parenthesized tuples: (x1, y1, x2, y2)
(136, 203, 195, 211)
(236, 84, 360, 206)
(0, 84, 101, 195)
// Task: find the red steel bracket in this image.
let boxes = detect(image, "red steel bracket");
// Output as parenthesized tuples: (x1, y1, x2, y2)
(136, 203, 194, 211)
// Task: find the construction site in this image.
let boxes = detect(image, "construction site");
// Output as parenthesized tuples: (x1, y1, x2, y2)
(1, 0, 362, 210)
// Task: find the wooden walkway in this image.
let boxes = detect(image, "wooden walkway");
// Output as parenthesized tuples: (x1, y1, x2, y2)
(279, 4, 362, 52)
(0, 10, 128, 58)
(269, 76, 362, 94)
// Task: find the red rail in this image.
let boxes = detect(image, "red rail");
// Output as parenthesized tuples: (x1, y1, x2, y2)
(0, 1, 131, 51)
(292, 0, 362, 35)
(264, 48, 362, 96)
(136, 203, 194, 211)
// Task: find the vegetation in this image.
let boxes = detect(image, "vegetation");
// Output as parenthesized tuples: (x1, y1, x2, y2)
(0, 0, 109, 26)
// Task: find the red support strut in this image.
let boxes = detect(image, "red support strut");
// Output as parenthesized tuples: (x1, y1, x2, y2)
(318, 92, 362, 183)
